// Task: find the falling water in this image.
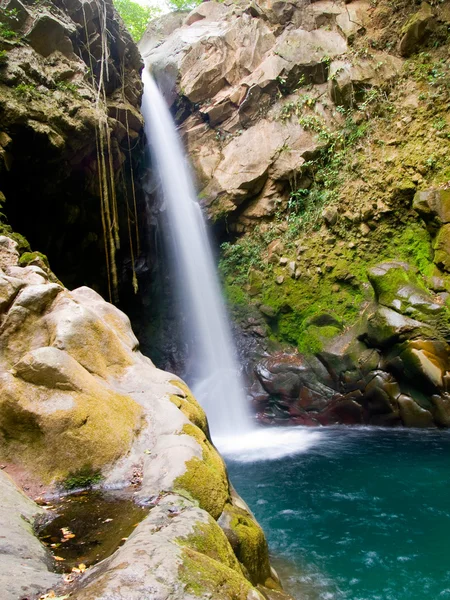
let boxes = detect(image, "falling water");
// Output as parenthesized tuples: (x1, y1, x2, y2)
(141, 70, 250, 438)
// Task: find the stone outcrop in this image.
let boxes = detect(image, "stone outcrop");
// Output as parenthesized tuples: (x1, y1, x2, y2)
(248, 260, 450, 428)
(0, 235, 291, 600)
(0, 469, 59, 600)
(140, 0, 403, 229)
(0, 0, 144, 294)
(413, 187, 450, 273)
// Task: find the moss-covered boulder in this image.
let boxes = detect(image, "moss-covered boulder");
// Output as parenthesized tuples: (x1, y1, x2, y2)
(174, 423, 229, 520)
(70, 496, 268, 600)
(250, 259, 450, 428)
(433, 224, 450, 272)
(399, 1, 434, 57)
(218, 497, 273, 587)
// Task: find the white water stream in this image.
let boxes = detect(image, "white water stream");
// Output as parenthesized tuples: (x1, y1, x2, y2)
(142, 70, 250, 438)
(141, 70, 322, 457)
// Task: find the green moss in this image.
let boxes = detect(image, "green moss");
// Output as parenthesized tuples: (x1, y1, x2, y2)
(62, 465, 103, 490)
(19, 251, 50, 268)
(385, 223, 435, 278)
(169, 380, 209, 433)
(174, 423, 229, 519)
(177, 519, 242, 572)
(178, 546, 254, 599)
(221, 502, 271, 586)
(224, 282, 247, 306)
(0, 224, 31, 253)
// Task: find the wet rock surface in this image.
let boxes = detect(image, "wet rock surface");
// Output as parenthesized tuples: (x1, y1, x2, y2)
(248, 260, 450, 428)
(0, 469, 59, 600)
(0, 236, 292, 600)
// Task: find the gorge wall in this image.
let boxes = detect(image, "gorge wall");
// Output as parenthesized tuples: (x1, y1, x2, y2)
(0, 0, 145, 299)
(142, 0, 450, 428)
(0, 2, 294, 599)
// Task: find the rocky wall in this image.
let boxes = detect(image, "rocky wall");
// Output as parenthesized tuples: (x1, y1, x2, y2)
(0, 0, 145, 298)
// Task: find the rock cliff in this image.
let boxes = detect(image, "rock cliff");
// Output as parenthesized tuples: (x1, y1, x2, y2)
(0, 0, 144, 298)
(142, 0, 450, 427)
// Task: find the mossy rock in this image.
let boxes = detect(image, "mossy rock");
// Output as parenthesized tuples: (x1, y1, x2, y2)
(433, 224, 450, 273)
(177, 510, 259, 599)
(178, 546, 258, 599)
(174, 423, 229, 520)
(177, 518, 244, 574)
(218, 502, 272, 587)
(19, 251, 50, 269)
(169, 379, 209, 434)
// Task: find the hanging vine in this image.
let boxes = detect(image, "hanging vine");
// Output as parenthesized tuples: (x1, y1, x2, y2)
(81, 0, 140, 302)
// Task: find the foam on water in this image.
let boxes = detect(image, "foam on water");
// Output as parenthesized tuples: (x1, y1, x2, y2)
(214, 426, 324, 462)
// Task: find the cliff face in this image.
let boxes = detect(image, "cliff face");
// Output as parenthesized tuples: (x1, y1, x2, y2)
(0, 0, 144, 298)
(142, 0, 450, 427)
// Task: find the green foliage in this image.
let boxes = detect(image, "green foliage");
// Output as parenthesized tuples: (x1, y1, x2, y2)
(167, 0, 201, 12)
(56, 80, 79, 94)
(0, 7, 19, 39)
(219, 237, 266, 284)
(113, 0, 160, 41)
(14, 83, 36, 98)
(286, 115, 369, 237)
(62, 466, 103, 490)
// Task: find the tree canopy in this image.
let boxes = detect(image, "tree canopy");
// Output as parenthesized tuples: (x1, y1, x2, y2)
(167, 0, 201, 11)
(113, 0, 160, 41)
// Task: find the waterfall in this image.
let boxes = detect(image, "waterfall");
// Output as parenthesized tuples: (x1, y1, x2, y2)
(141, 70, 251, 439)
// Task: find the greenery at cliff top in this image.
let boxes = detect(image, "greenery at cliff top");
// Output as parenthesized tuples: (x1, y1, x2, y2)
(167, 0, 201, 11)
(113, 0, 202, 39)
(113, 0, 160, 41)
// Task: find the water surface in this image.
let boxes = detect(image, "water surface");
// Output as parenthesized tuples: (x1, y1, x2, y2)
(226, 427, 450, 600)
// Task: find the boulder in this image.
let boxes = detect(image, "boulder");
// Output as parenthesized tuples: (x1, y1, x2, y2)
(433, 224, 450, 272)
(399, 2, 434, 57)
(367, 261, 448, 331)
(328, 53, 402, 108)
(71, 496, 267, 600)
(365, 306, 433, 348)
(397, 394, 434, 428)
(413, 188, 450, 224)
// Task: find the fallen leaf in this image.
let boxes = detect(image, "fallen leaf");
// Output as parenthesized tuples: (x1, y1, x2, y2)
(53, 556, 65, 561)
(103, 518, 113, 523)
